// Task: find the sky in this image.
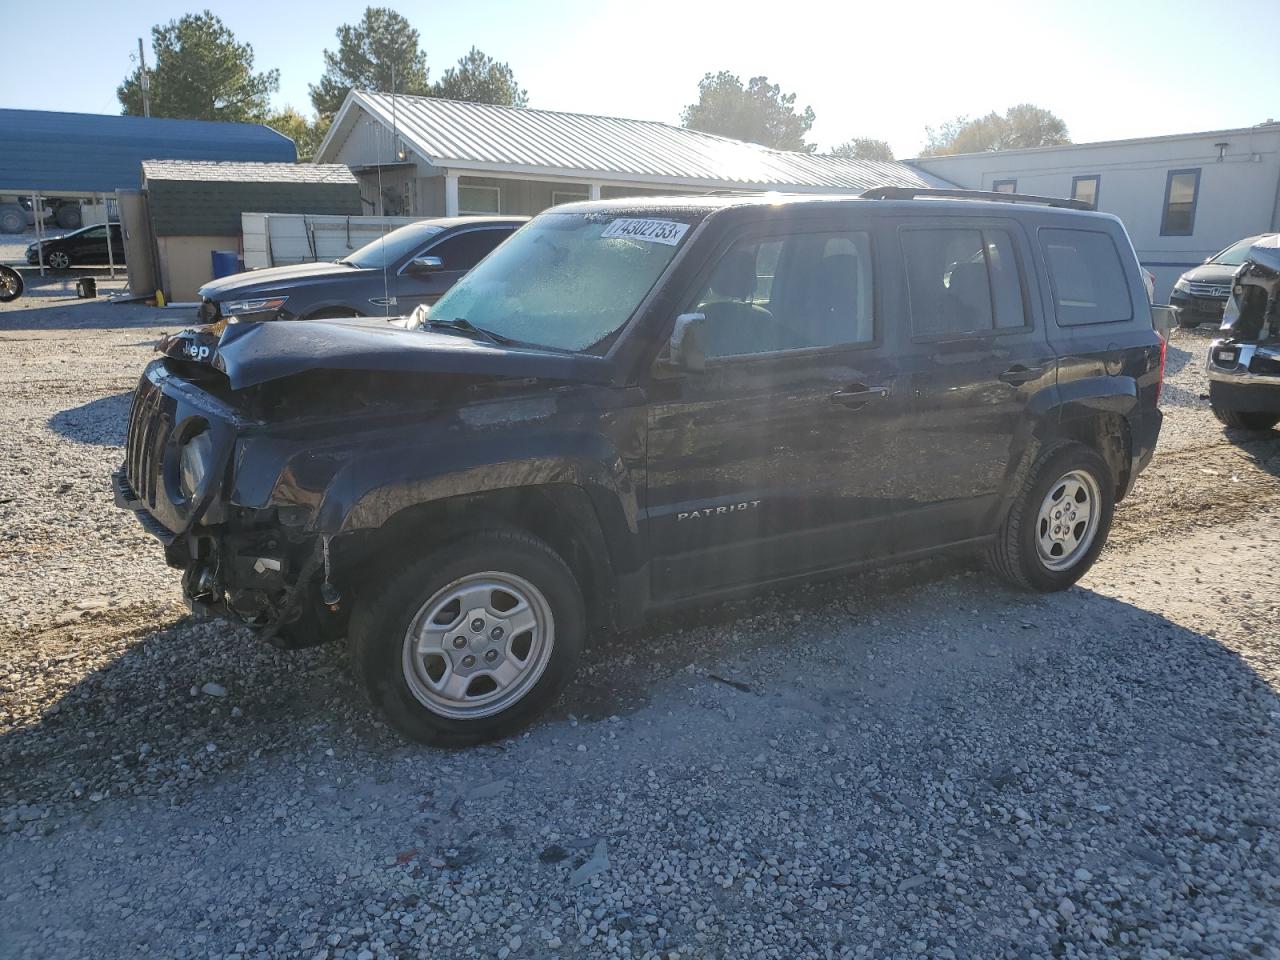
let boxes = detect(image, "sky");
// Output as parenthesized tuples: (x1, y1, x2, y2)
(2, 0, 1278, 158)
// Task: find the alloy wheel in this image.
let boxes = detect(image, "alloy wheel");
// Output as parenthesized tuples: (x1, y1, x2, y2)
(401, 571, 555, 720)
(1034, 469, 1102, 571)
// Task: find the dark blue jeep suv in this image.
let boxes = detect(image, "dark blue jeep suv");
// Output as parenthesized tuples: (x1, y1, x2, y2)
(116, 188, 1165, 745)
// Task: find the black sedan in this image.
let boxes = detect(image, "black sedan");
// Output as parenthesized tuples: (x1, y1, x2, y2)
(26, 222, 125, 270)
(1171, 233, 1278, 328)
(197, 216, 526, 323)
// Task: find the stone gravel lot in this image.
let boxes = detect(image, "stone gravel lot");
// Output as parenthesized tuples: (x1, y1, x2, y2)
(1, 288, 1278, 960)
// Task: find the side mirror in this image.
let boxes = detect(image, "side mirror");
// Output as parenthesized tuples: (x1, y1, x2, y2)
(407, 255, 444, 274)
(669, 312, 706, 373)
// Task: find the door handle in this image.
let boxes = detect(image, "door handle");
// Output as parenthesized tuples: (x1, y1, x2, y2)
(998, 365, 1045, 385)
(830, 384, 890, 408)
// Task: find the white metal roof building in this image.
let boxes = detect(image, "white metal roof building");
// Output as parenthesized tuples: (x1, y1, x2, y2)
(912, 123, 1280, 299)
(315, 91, 948, 218)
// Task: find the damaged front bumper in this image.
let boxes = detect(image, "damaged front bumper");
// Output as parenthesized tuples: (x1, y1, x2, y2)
(1206, 340, 1280, 413)
(113, 466, 331, 647)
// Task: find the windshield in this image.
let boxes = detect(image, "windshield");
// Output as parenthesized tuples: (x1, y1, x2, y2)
(1212, 236, 1262, 267)
(427, 212, 695, 352)
(343, 221, 444, 270)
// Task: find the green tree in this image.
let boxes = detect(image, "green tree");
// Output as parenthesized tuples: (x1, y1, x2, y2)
(310, 6, 431, 120)
(681, 72, 816, 152)
(433, 47, 528, 107)
(266, 107, 331, 162)
(118, 11, 278, 122)
(831, 138, 894, 162)
(921, 104, 1070, 156)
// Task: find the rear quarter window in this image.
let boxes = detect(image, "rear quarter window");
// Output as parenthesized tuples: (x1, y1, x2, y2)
(1039, 228, 1133, 326)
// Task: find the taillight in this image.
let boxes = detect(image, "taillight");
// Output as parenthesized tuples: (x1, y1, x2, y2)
(1155, 335, 1167, 405)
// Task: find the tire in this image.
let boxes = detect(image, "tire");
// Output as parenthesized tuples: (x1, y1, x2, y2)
(45, 250, 71, 270)
(55, 204, 81, 230)
(1176, 317, 1201, 329)
(0, 266, 22, 302)
(989, 441, 1115, 592)
(1212, 406, 1280, 431)
(0, 206, 23, 235)
(348, 530, 585, 746)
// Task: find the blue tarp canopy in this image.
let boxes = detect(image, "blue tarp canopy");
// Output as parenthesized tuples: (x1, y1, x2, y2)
(0, 108, 296, 194)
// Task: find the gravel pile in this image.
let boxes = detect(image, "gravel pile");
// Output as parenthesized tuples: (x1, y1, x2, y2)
(2, 299, 1278, 959)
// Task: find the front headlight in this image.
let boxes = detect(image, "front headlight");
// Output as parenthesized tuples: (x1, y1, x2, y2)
(179, 430, 214, 500)
(1173, 277, 1191, 294)
(221, 295, 288, 316)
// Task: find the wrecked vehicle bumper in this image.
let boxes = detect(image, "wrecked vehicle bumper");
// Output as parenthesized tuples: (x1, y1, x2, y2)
(1207, 341, 1280, 411)
(114, 464, 330, 646)
(1208, 236, 1280, 411)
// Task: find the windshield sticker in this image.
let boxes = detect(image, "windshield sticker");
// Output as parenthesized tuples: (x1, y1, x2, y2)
(600, 218, 690, 246)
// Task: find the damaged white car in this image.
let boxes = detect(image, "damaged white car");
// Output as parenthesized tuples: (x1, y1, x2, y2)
(1207, 235, 1280, 431)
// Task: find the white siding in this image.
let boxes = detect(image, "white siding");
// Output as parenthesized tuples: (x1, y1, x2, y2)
(915, 126, 1280, 299)
(240, 212, 420, 268)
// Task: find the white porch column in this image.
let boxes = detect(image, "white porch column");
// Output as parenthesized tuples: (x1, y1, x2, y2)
(444, 172, 460, 216)
(588, 182, 602, 201)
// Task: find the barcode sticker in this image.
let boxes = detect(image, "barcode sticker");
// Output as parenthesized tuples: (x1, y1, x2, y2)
(600, 218, 690, 246)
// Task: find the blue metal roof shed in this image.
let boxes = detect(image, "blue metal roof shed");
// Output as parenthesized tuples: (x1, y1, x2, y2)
(0, 108, 296, 194)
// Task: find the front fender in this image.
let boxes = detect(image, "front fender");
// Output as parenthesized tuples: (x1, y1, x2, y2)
(312, 427, 642, 565)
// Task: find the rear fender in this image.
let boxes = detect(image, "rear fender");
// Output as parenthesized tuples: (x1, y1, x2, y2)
(1000, 377, 1139, 510)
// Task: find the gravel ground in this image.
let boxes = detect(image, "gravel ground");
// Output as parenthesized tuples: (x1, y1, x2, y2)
(1, 297, 1278, 960)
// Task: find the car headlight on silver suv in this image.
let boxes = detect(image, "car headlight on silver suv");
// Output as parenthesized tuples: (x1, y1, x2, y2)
(1173, 277, 1191, 294)
(221, 295, 288, 316)
(179, 429, 214, 500)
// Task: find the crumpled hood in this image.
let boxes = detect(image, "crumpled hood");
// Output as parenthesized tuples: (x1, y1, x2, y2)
(158, 316, 614, 391)
(1244, 235, 1280, 275)
(199, 261, 357, 299)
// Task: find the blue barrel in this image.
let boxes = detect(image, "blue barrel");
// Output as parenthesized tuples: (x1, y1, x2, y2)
(211, 250, 240, 279)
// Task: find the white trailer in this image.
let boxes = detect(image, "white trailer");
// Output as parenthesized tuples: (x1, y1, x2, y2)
(241, 213, 419, 269)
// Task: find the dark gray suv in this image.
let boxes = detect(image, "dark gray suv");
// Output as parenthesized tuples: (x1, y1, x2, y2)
(118, 187, 1164, 745)
(196, 216, 526, 323)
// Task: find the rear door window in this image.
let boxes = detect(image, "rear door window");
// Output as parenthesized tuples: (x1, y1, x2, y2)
(1039, 228, 1133, 325)
(900, 227, 1028, 337)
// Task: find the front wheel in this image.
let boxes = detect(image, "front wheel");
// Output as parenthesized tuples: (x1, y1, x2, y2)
(0, 206, 24, 234)
(348, 530, 585, 746)
(1212, 405, 1280, 431)
(989, 441, 1115, 591)
(45, 250, 71, 270)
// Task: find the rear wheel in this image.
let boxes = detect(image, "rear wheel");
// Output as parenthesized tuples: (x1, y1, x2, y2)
(55, 204, 81, 229)
(0, 266, 22, 302)
(989, 441, 1115, 591)
(1212, 406, 1280, 431)
(348, 530, 585, 746)
(1176, 317, 1202, 329)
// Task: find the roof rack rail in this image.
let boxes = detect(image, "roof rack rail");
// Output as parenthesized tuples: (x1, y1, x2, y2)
(860, 186, 1091, 211)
